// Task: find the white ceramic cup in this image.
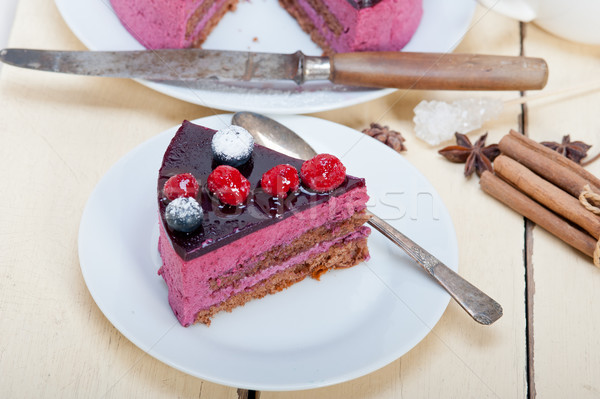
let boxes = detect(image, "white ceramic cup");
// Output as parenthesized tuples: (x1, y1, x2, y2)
(478, 0, 600, 45)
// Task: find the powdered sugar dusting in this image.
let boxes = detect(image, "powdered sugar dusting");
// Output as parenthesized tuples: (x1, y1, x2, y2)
(211, 125, 255, 166)
(165, 197, 203, 233)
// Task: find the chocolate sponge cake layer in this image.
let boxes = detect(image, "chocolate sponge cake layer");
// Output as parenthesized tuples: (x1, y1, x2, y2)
(279, 0, 337, 55)
(194, 231, 370, 326)
(279, 0, 423, 54)
(186, 0, 239, 47)
(209, 210, 371, 291)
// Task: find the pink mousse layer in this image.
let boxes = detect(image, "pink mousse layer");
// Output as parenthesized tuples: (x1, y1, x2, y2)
(109, 0, 229, 49)
(158, 186, 369, 326)
(296, 0, 423, 52)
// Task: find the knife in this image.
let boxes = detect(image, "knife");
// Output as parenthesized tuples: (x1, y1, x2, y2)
(0, 48, 548, 91)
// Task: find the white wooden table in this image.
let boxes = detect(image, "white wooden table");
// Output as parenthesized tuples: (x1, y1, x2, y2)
(1, 1, 599, 398)
(0, 0, 17, 56)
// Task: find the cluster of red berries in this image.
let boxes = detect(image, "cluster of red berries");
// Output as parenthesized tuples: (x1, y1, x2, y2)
(165, 154, 346, 209)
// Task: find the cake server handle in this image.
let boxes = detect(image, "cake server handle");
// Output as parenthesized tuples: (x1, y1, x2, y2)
(326, 52, 548, 90)
(366, 211, 503, 325)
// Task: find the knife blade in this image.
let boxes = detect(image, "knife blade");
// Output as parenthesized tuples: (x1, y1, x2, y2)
(0, 48, 548, 91)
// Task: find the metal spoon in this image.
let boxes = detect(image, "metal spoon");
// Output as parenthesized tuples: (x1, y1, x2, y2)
(232, 111, 503, 325)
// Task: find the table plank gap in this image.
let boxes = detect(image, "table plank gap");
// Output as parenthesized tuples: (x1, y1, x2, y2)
(524, 219, 537, 399)
(519, 21, 537, 399)
(237, 389, 260, 399)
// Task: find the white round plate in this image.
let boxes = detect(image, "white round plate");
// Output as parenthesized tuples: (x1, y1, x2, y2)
(55, 0, 476, 114)
(78, 114, 458, 390)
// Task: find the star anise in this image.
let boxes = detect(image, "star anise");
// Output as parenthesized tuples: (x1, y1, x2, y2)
(362, 123, 406, 152)
(541, 135, 591, 164)
(438, 132, 500, 177)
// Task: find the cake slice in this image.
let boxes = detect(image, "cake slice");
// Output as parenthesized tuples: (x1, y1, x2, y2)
(109, 0, 422, 54)
(278, 0, 423, 54)
(109, 0, 240, 49)
(157, 120, 371, 326)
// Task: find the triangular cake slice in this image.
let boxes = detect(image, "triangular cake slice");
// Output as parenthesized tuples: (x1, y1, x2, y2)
(157, 120, 371, 326)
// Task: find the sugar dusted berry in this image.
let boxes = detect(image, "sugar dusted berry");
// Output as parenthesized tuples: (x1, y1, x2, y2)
(165, 197, 203, 233)
(207, 165, 251, 206)
(211, 125, 254, 166)
(163, 173, 200, 201)
(300, 154, 346, 192)
(260, 164, 300, 198)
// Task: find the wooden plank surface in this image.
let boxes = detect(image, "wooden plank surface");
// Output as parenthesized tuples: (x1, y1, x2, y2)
(523, 24, 600, 399)
(6, 0, 599, 397)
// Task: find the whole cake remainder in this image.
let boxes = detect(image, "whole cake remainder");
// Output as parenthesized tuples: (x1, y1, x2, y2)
(109, 0, 422, 54)
(157, 120, 371, 326)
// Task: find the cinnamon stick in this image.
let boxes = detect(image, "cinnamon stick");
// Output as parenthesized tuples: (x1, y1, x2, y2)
(480, 171, 597, 258)
(494, 155, 600, 239)
(507, 130, 600, 190)
(499, 130, 600, 197)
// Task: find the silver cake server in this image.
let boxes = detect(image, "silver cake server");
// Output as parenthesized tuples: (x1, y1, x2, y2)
(232, 111, 503, 325)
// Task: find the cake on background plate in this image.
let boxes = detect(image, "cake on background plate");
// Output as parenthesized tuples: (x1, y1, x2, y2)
(157, 120, 371, 326)
(110, 0, 239, 49)
(109, 0, 422, 54)
(278, 0, 422, 54)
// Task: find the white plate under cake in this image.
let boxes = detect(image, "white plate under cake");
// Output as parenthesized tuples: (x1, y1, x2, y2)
(78, 114, 458, 390)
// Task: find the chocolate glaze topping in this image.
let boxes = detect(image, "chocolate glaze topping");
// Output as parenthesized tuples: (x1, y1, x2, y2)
(158, 121, 366, 261)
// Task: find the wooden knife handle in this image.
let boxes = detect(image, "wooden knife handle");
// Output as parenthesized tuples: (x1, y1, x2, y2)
(329, 52, 548, 90)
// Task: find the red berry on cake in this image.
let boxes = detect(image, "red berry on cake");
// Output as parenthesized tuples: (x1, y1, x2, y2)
(207, 165, 251, 206)
(300, 154, 347, 192)
(260, 164, 300, 198)
(163, 173, 200, 200)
